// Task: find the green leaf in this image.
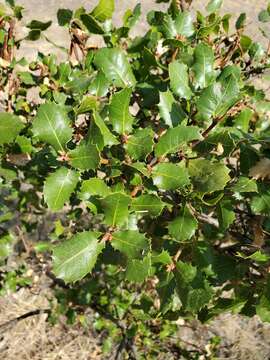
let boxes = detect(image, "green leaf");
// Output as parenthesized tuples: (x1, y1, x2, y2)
(162, 11, 194, 38)
(168, 205, 198, 242)
(155, 125, 202, 157)
(258, 9, 270, 23)
(94, 48, 136, 88)
(101, 192, 131, 227)
(217, 199, 235, 231)
(0, 113, 24, 146)
(109, 88, 134, 134)
(256, 295, 270, 322)
(89, 71, 109, 97)
(0, 234, 14, 262)
(169, 61, 192, 100)
(44, 167, 79, 211)
(232, 177, 258, 193)
(125, 255, 151, 283)
(206, 0, 223, 13)
(111, 230, 149, 258)
(26, 20, 52, 31)
(174, 11, 195, 37)
(81, 14, 105, 34)
(251, 185, 270, 215)
(53, 231, 104, 283)
(234, 108, 253, 132)
(93, 112, 119, 146)
(127, 162, 151, 178)
(125, 128, 154, 160)
(131, 194, 165, 217)
(57, 8, 73, 26)
(32, 103, 72, 151)
(152, 162, 190, 190)
(158, 90, 186, 127)
(192, 43, 216, 89)
(196, 76, 240, 121)
(68, 143, 100, 170)
(80, 178, 111, 200)
(91, 0, 115, 22)
(76, 96, 99, 115)
(189, 159, 230, 194)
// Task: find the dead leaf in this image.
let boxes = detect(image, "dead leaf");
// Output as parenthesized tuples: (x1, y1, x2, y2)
(249, 158, 270, 180)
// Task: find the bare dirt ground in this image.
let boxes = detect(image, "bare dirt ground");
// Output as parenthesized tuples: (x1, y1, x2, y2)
(1, 1, 270, 359)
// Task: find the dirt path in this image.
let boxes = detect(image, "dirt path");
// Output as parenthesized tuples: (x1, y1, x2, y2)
(15, 0, 268, 61)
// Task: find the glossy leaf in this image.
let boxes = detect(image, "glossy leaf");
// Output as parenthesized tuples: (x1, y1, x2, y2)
(196, 76, 240, 121)
(32, 103, 72, 151)
(101, 192, 131, 227)
(44, 167, 79, 211)
(152, 162, 190, 190)
(109, 88, 134, 134)
(53, 231, 104, 283)
(80, 178, 111, 200)
(192, 43, 216, 89)
(155, 125, 202, 157)
(93, 112, 119, 146)
(169, 61, 192, 99)
(94, 48, 136, 88)
(131, 194, 165, 217)
(111, 230, 149, 258)
(158, 90, 186, 127)
(68, 143, 100, 170)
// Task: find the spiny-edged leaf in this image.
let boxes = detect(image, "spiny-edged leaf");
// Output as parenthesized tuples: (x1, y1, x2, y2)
(32, 103, 72, 151)
(91, 0, 115, 22)
(152, 162, 190, 190)
(26, 19, 52, 31)
(217, 199, 235, 231)
(155, 125, 202, 157)
(152, 250, 172, 265)
(0, 113, 24, 146)
(111, 230, 149, 258)
(174, 11, 195, 37)
(168, 205, 198, 242)
(189, 158, 230, 193)
(251, 184, 270, 215)
(93, 111, 119, 146)
(53, 231, 104, 283)
(101, 192, 131, 227)
(232, 177, 258, 193)
(169, 61, 192, 100)
(44, 167, 79, 211)
(127, 162, 151, 178)
(125, 255, 151, 283)
(206, 0, 223, 13)
(89, 71, 109, 97)
(131, 194, 165, 217)
(86, 118, 104, 151)
(125, 128, 154, 160)
(81, 14, 104, 35)
(158, 89, 186, 127)
(80, 178, 111, 200)
(109, 88, 134, 134)
(196, 76, 240, 121)
(174, 261, 213, 313)
(162, 11, 194, 38)
(192, 43, 216, 89)
(94, 48, 136, 88)
(68, 143, 100, 170)
(76, 96, 99, 115)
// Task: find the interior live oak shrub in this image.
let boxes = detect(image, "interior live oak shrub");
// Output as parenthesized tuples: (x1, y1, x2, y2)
(2, 0, 270, 331)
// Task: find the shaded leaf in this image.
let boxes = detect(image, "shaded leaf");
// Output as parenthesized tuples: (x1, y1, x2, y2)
(80, 178, 111, 200)
(158, 89, 186, 127)
(93, 112, 119, 146)
(111, 230, 149, 258)
(168, 205, 198, 242)
(126, 255, 151, 283)
(0, 113, 24, 146)
(125, 128, 154, 160)
(102, 192, 131, 226)
(109, 88, 134, 134)
(68, 143, 100, 170)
